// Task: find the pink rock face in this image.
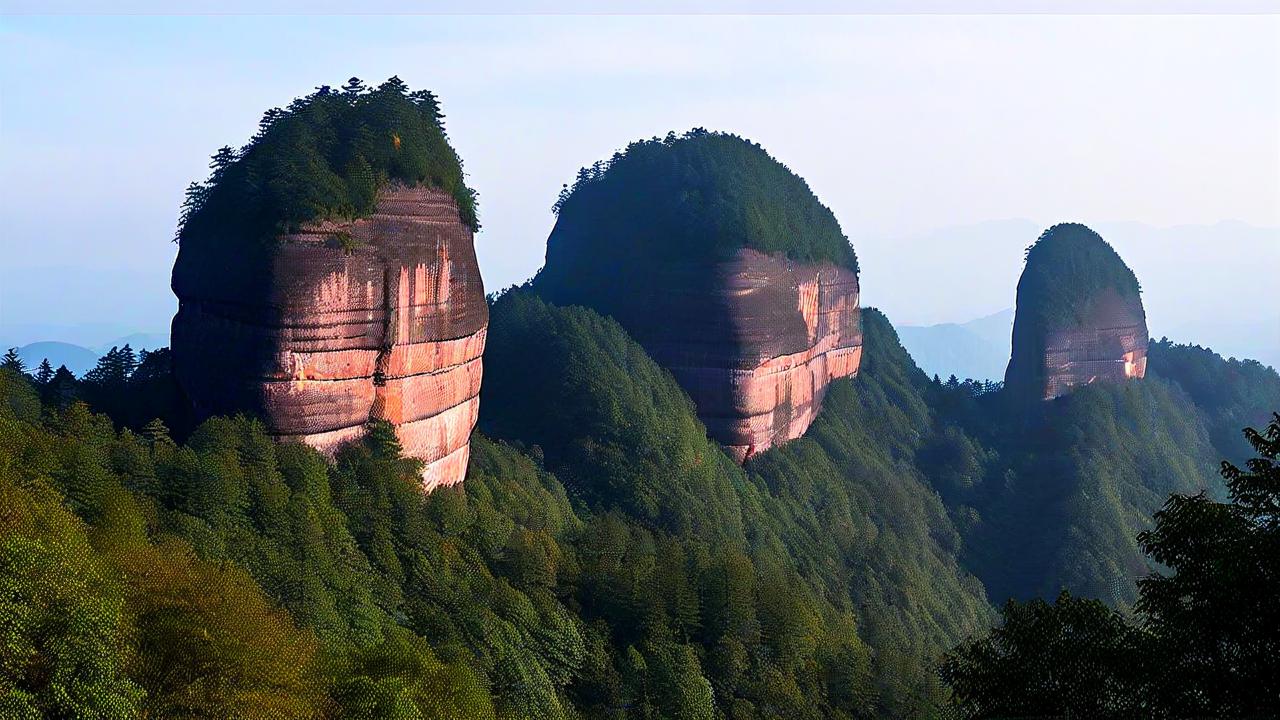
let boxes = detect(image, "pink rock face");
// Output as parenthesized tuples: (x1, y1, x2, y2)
(171, 186, 487, 490)
(673, 251, 862, 461)
(1007, 287, 1148, 401)
(1039, 290, 1148, 400)
(544, 248, 862, 461)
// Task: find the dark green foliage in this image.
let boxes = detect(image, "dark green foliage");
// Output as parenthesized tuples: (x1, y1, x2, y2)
(942, 415, 1280, 719)
(481, 290, 989, 717)
(963, 379, 1219, 607)
(480, 289, 745, 542)
(545, 129, 857, 272)
(1016, 223, 1141, 329)
(1147, 336, 1280, 466)
(941, 591, 1149, 719)
(2, 347, 25, 375)
(73, 347, 190, 437)
(33, 360, 53, 387)
(743, 310, 993, 714)
(176, 77, 476, 250)
(1135, 414, 1280, 716)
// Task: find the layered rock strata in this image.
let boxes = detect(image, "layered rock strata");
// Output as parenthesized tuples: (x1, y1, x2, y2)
(542, 248, 861, 461)
(1007, 288, 1148, 401)
(172, 186, 487, 490)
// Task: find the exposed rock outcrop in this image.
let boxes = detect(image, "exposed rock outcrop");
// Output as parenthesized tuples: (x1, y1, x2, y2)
(172, 186, 487, 489)
(1005, 223, 1147, 401)
(566, 249, 861, 460)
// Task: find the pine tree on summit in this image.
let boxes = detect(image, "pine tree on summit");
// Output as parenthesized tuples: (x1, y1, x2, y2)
(35, 358, 54, 386)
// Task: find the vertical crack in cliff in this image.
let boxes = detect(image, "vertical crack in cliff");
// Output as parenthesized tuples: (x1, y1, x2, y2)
(370, 265, 395, 424)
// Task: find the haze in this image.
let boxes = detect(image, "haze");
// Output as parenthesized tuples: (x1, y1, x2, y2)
(2, 11, 1277, 366)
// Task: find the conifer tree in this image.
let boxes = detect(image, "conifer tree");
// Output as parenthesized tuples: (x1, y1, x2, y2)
(2, 347, 25, 374)
(47, 365, 78, 409)
(35, 358, 54, 385)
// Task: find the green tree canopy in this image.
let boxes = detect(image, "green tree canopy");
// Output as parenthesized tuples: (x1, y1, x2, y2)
(176, 76, 476, 249)
(942, 414, 1280, 719)
(1015, 223, 1142, 330)
(543, 129, 857, 273)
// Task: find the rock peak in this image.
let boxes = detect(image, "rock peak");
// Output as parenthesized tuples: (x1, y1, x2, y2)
(1005, 223, 1148, 400)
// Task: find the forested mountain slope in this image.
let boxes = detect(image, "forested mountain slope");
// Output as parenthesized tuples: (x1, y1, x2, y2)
(2, 291, 1275, 718)
(479, 290, 991, 716)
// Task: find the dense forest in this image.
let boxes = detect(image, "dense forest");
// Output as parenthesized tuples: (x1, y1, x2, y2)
(541, 129, 858, 275)
(4, 81, 1277, 720)
(175, 76, 477, 250)
(4, 285, 1276, 718)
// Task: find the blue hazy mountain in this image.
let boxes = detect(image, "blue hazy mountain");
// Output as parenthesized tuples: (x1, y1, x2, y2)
(16, 341, 100, 376)
(896, 309, 1013, 382)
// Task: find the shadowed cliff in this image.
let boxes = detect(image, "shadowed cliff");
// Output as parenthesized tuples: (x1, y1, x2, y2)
(535, 129, 862, 460)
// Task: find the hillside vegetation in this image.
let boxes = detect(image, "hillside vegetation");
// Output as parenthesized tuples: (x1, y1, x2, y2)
(542, 129, 857, 274)
(3, 286, 1276, 718)
(1013, 223, 1142, 330)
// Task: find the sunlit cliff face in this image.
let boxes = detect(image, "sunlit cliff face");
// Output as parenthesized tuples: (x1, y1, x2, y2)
(172, 186, 487, 491)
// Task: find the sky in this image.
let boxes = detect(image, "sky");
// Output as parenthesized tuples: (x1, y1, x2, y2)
(1, 10, 1277, 363)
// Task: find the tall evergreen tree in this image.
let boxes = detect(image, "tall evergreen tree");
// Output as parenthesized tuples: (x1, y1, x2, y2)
(35, 358, 55, 386)
(2, 347, 25, 374)
(47, 365, 79, 409)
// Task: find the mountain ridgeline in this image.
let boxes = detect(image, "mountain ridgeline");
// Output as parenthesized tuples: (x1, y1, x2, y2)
(3, 80, 1278, 720)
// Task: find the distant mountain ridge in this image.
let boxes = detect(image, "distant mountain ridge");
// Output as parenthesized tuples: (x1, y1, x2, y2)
(897, 309, 1013, 381)
(14, 333, 170, 377)
(15, 341, 99, 376)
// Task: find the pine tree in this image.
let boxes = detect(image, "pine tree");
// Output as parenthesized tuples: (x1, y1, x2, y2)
(2, 347, 25, 374)
(35, 359, 54, 385)
(341, 77, 365, 96)
(209, 146, 237, 183)
(48, 365, 78, 409)
(142, 418, 173, 447)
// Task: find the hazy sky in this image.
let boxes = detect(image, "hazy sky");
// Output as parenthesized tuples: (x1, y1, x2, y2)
(1, 11, 1277, 354)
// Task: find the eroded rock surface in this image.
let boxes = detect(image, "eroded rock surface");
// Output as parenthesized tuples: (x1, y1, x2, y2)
(172, 186, 487, 489)
(1008, 289, 1148, 401)
(541, 248, 861, 460)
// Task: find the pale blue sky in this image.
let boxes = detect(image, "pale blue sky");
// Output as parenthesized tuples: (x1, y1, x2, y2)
(1, 11, 1277, 360)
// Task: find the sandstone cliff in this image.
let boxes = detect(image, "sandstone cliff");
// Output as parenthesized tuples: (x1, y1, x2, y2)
(543, 250, 861, 460)
(1004, 223, 1148, 401)
(172, 186, 487, 489)
(536, 130, 861, 460)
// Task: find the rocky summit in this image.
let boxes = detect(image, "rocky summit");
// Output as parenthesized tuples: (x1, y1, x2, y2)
(1004, 223, 1148, 401)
